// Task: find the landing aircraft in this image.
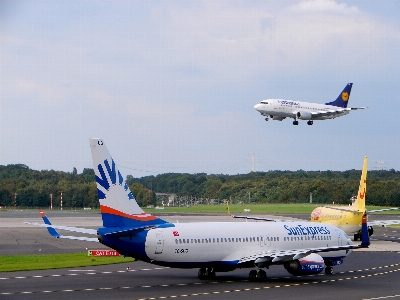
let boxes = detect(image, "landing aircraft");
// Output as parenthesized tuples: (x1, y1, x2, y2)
(27, 138, 370, 281)
(254, 83, 366, 125)
(311, 156, 400, 240)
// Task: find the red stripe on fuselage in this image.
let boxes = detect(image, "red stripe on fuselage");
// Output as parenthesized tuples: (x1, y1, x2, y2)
(100, 205, 158, 221)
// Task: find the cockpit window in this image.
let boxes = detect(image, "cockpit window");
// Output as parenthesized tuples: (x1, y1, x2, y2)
(261, 101, 268, 104)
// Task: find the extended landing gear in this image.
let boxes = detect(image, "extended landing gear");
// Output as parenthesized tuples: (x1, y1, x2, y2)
(265, 117, 269, 121)
(198, 267, 215, 280)
(249, 269, 267, 282)
(293, 120, 299, 125)
(325, 266, 334, 275)
(307, 120, 313, 125)
(354, 226, 373, 241)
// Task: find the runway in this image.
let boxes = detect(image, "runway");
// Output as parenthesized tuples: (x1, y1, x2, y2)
(1, 210, 400, 300)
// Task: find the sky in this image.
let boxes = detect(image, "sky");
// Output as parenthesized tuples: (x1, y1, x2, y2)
(1, 0, 400, 177)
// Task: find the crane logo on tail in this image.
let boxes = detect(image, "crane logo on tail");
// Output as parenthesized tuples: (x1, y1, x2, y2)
(342, 92, 349, 101)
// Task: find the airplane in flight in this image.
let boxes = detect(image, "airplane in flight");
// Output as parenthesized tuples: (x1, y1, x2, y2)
(310, 156, 400, 240)
(27, 138, 370, 281)
(254, 83, 367, 125)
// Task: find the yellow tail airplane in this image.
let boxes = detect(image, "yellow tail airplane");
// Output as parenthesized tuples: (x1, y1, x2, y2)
(226, 156, 399, 241)
(311, 156, 400, 240)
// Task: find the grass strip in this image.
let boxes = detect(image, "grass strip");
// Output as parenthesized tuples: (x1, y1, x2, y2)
(0, 252, 134, 272)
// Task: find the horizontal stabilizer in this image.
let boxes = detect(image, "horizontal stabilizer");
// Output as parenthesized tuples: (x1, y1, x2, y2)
(369, 207, 399, 213)
(25, 222, 97, 235)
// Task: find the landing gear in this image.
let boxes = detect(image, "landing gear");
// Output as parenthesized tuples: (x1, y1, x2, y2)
(368, 226, 374, 236)
(249, 269, 267, 282)
(265, 117, 269, 121)
(198, 267, 215, 280)
(325, 266, 334, 275)
(354, 233, 360, 241)
(293, 120, 299, 125)
(307, 120, 313, 125)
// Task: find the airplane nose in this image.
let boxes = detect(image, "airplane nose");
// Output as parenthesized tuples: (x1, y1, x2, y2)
(254, 104, 261, 110)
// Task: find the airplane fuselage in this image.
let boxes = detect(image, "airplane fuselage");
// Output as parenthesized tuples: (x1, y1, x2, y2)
(254, 99, 350, 121)
(311, 207, 364, 237)
(100, 221, 352, 270)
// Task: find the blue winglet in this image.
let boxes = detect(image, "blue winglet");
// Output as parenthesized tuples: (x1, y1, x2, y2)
(39, 210, 61, 238)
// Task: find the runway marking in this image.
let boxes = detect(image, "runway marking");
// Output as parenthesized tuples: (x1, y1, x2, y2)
(2, 266, 400, 297)
(362, 295, 400, 300)
(2, 262, 400, 297)
(0, 266, 170, 280)
(135, 267, 400, 300)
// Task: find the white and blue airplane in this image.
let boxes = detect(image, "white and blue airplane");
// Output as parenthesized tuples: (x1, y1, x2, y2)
(27, 138, 370, 281)
(254, 83, 367, 125)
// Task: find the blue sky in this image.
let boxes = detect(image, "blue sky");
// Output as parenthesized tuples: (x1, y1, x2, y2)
(1, 0, 399, 177)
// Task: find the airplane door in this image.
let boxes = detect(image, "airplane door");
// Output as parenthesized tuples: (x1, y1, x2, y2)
(264, 235, 272, 247)
(154, 232, 164, 254)
(336, 229, 342, 246)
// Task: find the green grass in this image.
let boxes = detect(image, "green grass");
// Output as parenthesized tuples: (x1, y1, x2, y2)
(146, 204, 400, 215)
(0, 252, 134, 272)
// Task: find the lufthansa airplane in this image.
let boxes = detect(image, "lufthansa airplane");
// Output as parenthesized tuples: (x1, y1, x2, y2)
(254, 83, 366, 125)
(311, 156, 400, 240)
(27, 139, 370, 281)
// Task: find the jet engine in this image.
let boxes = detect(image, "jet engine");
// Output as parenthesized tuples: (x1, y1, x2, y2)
(296, 111, 313, 120)
(283, 253, 325, 276)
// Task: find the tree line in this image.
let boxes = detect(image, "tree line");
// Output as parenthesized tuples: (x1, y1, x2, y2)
(1, 164, 399, 208)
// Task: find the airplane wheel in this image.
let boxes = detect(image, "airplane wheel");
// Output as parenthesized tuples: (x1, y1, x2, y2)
(249, 270, 257, 281)
(293, 121, 299, 125)
(325, 266, 334, 275)
(257, 269, 267, 281)
(265, 118, 269, 121)
(307, 121, 313, 125)
(198, 268, 207, 280)
(206, 268, 215, 279)
(368, 226, 374, 236)
(354, 233, 359, 241)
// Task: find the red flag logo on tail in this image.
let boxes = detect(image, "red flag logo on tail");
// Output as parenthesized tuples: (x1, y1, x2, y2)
(173, 231, 179, 236)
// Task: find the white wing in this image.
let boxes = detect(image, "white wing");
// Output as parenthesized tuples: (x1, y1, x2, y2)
(368, 220, 400, 227)
(226, 244, 364, 265)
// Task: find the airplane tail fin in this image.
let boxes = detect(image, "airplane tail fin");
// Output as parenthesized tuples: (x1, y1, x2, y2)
(89, 138, 168, 228)
(353, 156, 368, 212)
(325, 83, 353, 108)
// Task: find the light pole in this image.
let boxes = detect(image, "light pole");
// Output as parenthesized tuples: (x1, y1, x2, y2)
(59, 191, 63, 210)
(14, 192, 18, 209)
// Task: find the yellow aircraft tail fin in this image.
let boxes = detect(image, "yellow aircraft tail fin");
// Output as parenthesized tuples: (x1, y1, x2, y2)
(353, 156, 368, 212)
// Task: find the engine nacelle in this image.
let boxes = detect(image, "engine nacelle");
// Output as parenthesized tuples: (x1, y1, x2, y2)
(296, 111, 313, 120)
(283, 253, 324, 276)
(270, 115, 285, 121)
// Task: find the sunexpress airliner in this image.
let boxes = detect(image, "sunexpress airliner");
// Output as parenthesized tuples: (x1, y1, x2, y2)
(28, 139, 370, 281)
(254, 83, 367, 125)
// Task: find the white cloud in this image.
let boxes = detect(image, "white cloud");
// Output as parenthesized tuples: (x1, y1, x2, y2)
(290, 0, 359, 14)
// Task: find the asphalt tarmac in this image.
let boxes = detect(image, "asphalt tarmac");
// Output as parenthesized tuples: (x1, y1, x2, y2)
(1, 210, 400, 300)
